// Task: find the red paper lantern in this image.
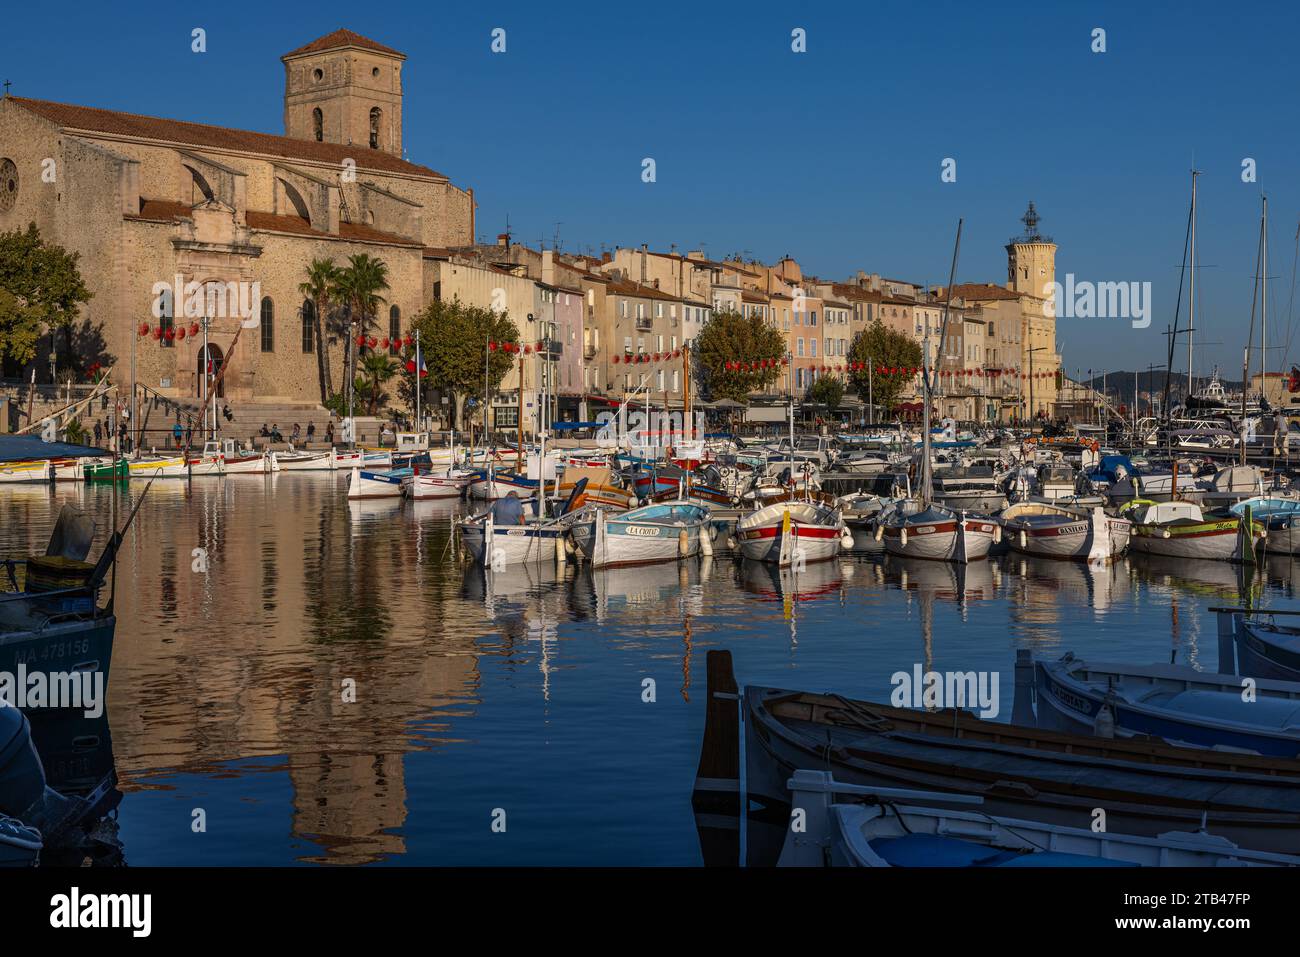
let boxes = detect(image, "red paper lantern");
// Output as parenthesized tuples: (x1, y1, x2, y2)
(176, 327, 186, 340)
(138, 322, 149, 336)
(612, 355, 621, 364)
(165, 327, 175, 340)
(403, 336, 413, 348)
(653, 353, 661, 362)
(524, 345, 532, 354)
(368, 336, 378, 349)
(781, 357, 789, 365)
(189, 323, 199, 337)
(405, 360, 416, 374)
(489, 340, 497, 351)
(151, 327, 162, 340)
(355, 334, 366, 347)
(381, 338, 391, 349)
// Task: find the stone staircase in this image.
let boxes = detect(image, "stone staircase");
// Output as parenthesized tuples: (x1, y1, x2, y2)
(169, 398, 339, 447)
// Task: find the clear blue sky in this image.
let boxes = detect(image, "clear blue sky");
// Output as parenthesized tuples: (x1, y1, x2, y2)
(4, 0, 1299, 377)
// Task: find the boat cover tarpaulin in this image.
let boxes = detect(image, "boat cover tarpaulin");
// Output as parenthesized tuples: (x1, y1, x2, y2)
(0, 435, 109, 462)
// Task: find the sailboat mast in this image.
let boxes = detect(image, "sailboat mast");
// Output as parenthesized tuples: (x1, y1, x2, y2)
(1188, 170, 1198, 401)
(922, 217, 964, 508)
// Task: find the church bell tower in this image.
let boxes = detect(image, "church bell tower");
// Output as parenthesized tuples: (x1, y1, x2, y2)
(282, 29, 405, 157)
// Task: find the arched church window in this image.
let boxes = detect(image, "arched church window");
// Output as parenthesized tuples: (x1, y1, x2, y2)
(312, 108, 323, 142)
(369, 108, 381, 149)
(389, 306, 401, 354)
(301, 300, 316, 354)
(260, 298, 274, 353)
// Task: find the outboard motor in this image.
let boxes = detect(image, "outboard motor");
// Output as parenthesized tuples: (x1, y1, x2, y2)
(0, 706, 47, 823)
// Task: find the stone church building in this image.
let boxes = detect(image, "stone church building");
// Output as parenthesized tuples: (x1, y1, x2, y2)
(0, 28, 475, 403)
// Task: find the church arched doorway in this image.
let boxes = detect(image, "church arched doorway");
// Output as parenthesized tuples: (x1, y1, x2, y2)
(197, 343, 225, 399)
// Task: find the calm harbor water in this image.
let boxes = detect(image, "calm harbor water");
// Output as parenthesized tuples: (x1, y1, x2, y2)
(4, 475, 1299, 865)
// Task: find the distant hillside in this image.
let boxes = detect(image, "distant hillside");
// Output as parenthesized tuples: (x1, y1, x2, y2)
(1083, 372, 1242, 403)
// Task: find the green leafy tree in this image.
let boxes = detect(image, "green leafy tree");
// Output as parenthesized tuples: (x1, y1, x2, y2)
(807, 375, 844, 412)
(298, 258, 340, 403)
(334, 254, 390, 413)
(407, 297, 519, 429)
(694, 309, 786, 402)
(0, 223, 93, 377)
(848, 320, 923, 414)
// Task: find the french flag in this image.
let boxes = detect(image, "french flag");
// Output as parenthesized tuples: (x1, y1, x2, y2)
(406, 345, 428, 378)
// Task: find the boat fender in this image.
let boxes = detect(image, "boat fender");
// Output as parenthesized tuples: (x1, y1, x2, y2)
(1161, 529, 1171, 539)
(727, 536, 737, 550)
(1018, 529, 1027, 549)
(899, 527, 908, 547)
(873, 523, 884, 542)
(555, 530, 567, 566)
(679, 529, 690, 558)
(839, 527, 854, 550)
(992, 524, 1002, 544)
(701, 525, 714, 556)
(1094, 699, 1116, 739)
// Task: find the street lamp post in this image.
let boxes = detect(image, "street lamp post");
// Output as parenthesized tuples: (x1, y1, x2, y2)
(1027, 346, 1047, 427)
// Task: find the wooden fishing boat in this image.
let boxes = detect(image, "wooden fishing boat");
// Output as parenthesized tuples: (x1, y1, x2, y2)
(1035, 652, 1300, 756)
(878, 502, 997, 563)
(0, 460, 52, 484)
(458, 511, 567, 567)
(999, 501, 1130, 562)
(778, 771, 1300, 867)
(346, 467, 410, 500)
(692, 650, 1300, 860)
(556, 466, 636, 511)
(569, 501, 710, 568)
(274, 448, 334, 471)
(734, 501, 847, 566)
(128, 455, 188, 478)
(1121, 498, 1262, 562)
(1231, 496, 1300, 553)
(82, 457, 127, 481)
(401, 465, 475, 500)
(468, 469, 540, 501)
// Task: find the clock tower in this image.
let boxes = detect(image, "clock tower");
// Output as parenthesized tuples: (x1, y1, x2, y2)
(1006, 201, 1056, 298)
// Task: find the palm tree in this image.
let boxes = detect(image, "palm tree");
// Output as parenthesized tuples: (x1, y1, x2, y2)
(358, 352, 400, 415)
(335, 254, 390, 415)
(298, 258, 339, 403)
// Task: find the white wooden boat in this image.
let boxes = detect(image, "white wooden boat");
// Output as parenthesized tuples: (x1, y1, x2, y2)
(0, 460, 52, 483)
(347, 467, 409, 500)
(999, 501, 1130, 563)
(275, 447, 334, 471)
(459, 512, 567, 568)
(734, 501, 846, 566)
(569, 501, 710, 568)
(1034, 652, 1300, 757)
(778, 770, 1300, 867)
(879, 502, 996, 563)
(401, 466, 474, 500)
(129, 455, 188, 478)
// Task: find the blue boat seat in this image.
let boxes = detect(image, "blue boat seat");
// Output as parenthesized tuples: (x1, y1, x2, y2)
(869, 833, 1136, 867)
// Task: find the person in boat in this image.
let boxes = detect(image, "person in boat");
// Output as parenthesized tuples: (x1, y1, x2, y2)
(491, 490, 525, 525)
